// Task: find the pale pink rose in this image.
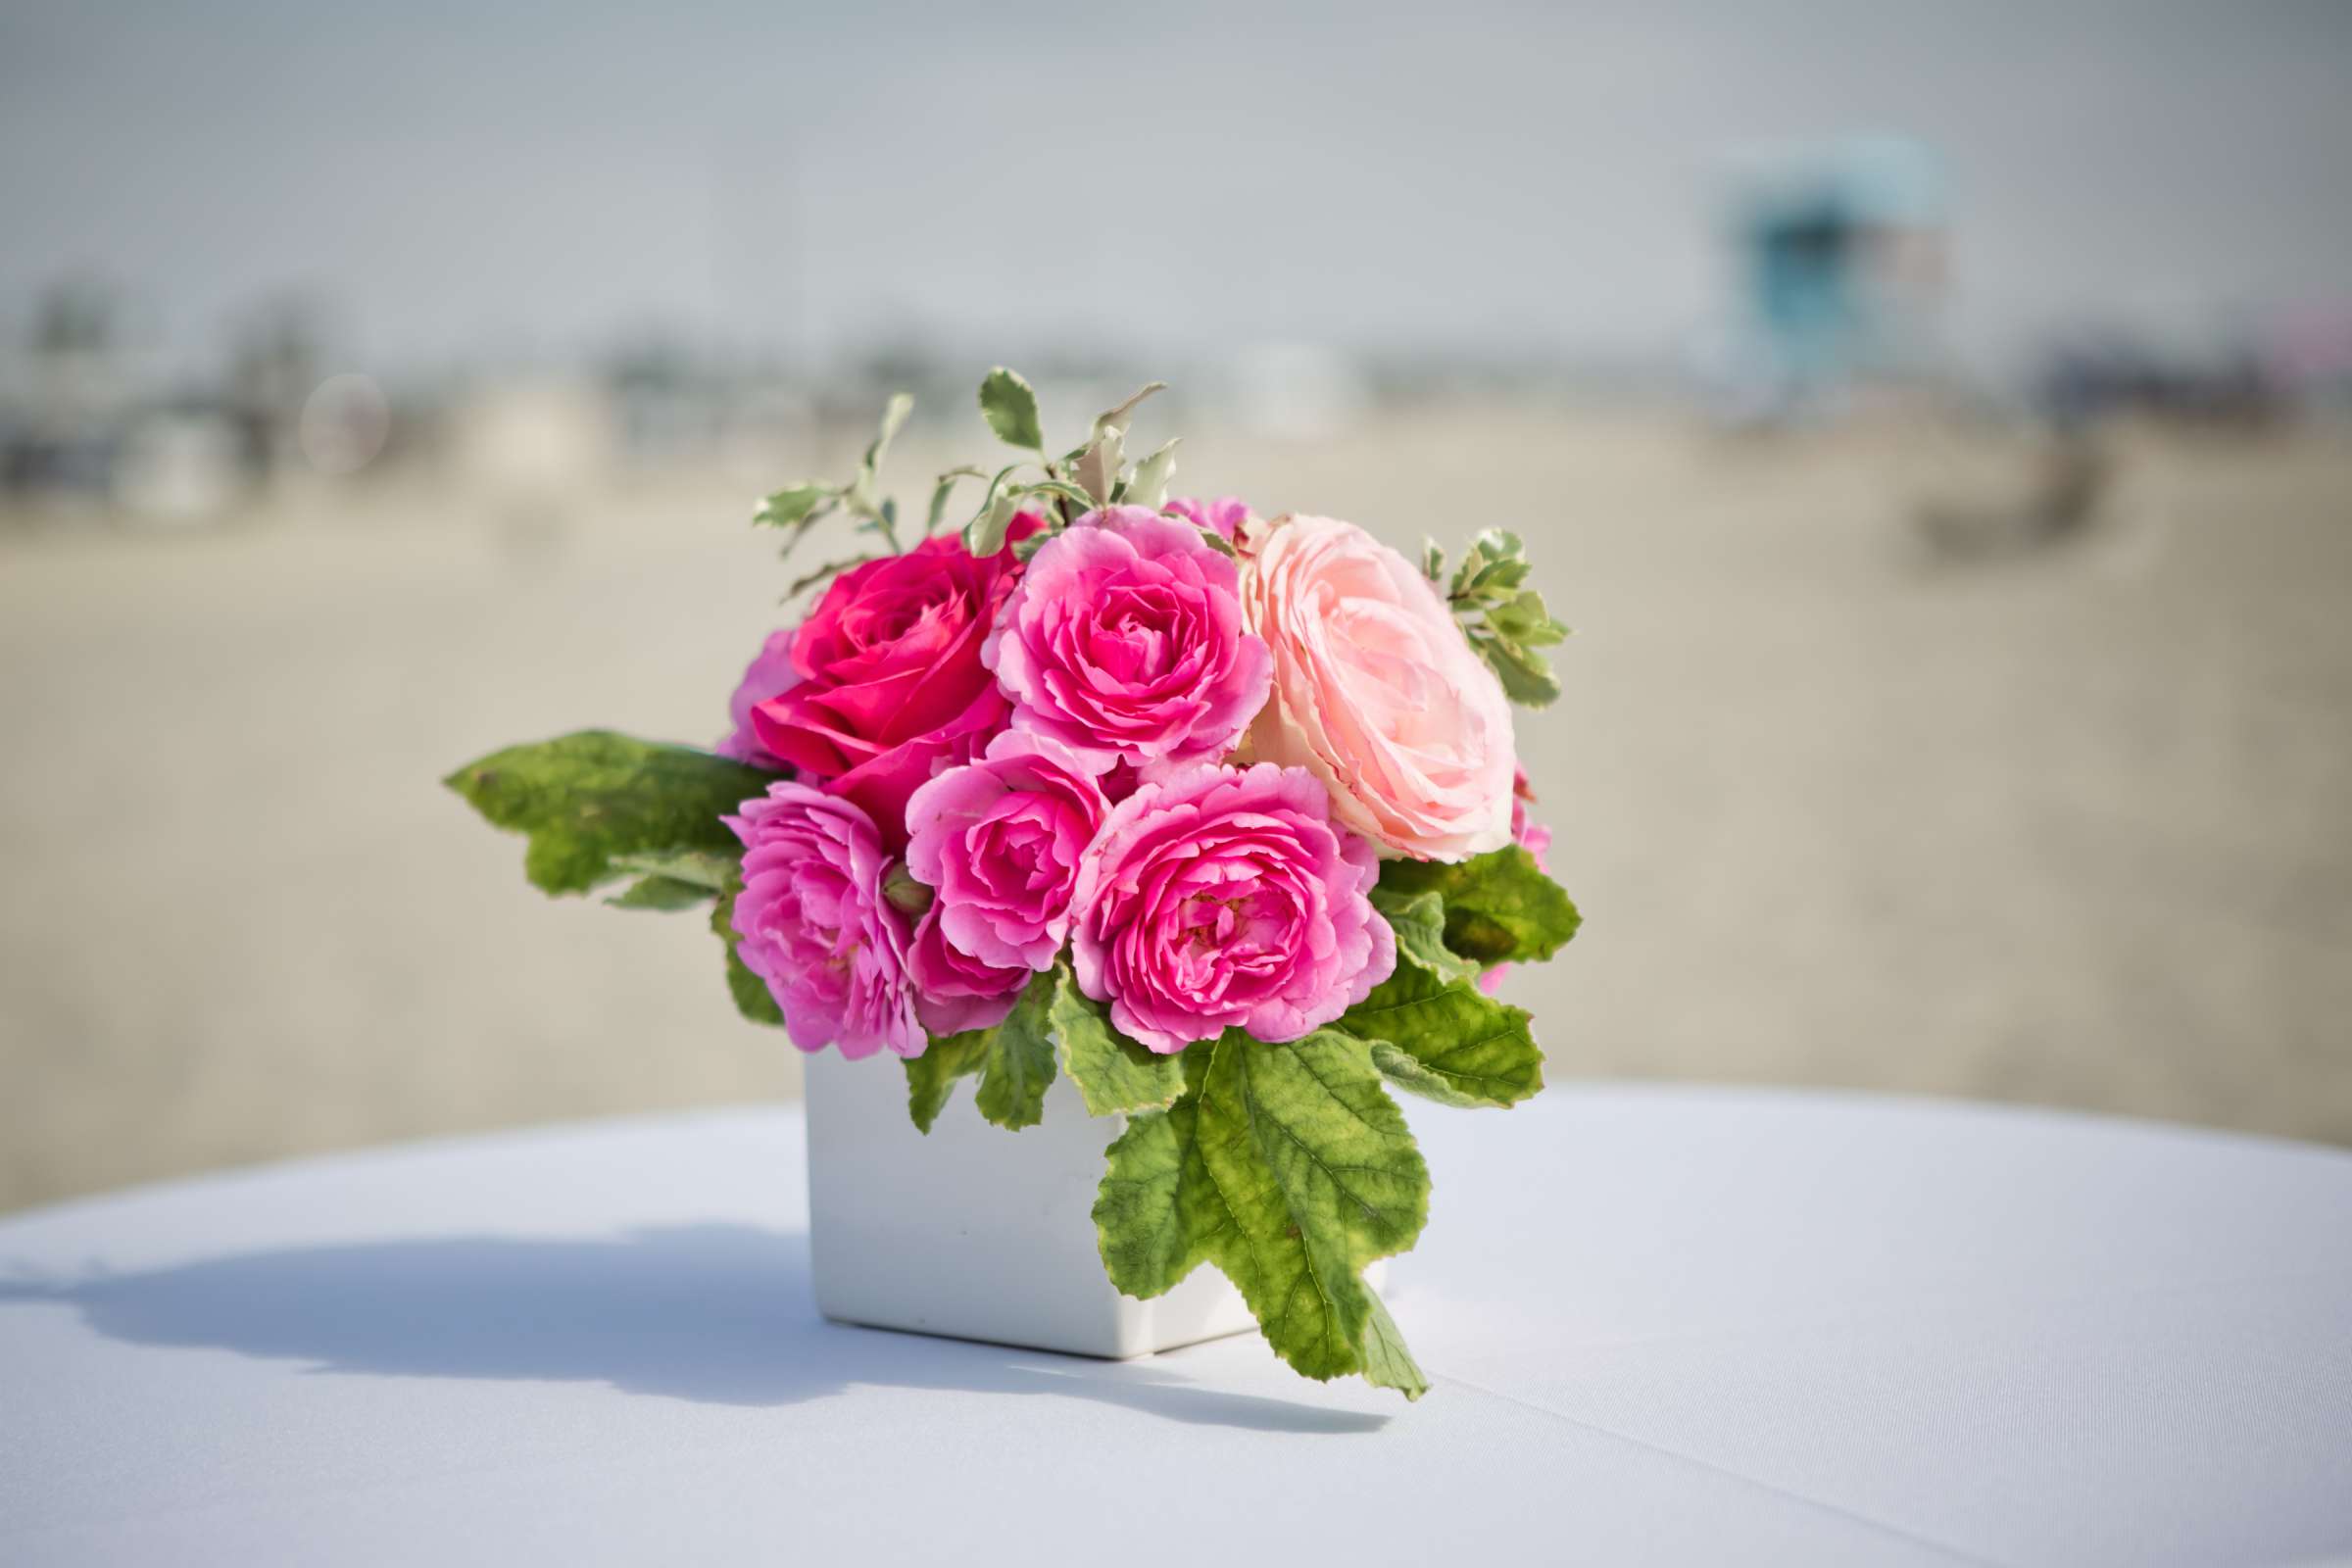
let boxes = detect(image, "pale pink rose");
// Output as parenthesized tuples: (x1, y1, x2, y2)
(983, 506, 1270, 775)
(1242, 514, 1514, 861)
(1070, 761, 1395, 1054)
(906, 906, 1030, 1035)
(715, 629, 800, 768)
(904, 731, 1108, 971)
(724, 782, 923, 1059)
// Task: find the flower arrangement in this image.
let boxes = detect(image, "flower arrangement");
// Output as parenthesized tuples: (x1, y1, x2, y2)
(446, 370, 1580, 1400)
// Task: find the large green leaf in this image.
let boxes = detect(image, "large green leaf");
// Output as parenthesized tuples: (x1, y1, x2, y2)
(445, 731, 772, 896)
(712, 878, 783, 1029)
(977, 368, 1043, 452)
(1053, 974, 1187, 1116)
(1360, 1286, 1431, 1400)
(971, 970, 1057, 1130)
(1091, 1051, 1222, 1298)
(1369, 889, 1482, 985)
(1376, 845, 1581, 966)
(905, 1029, 992, 1133)
(1337, 948, 1544, 1108)
(1193, 1030, 1429, 1384)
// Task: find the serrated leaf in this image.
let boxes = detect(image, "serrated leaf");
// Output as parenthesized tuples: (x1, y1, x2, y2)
(1124, 438, 1180, 511)
(1052, 972, 1186, 1116)
(1089, 381, 1166, 441)
(1092, 1051, 1221, 1298)
(905, 1028, 992, 1133)
(1369, 889, 1483, 985)
(1364, 1039, 1495, 1108)
(753, 482, 835, 530)
(1472, 633, 1562, 708)
(962, 466, 1026, 557)
(1194, 1030, 1429, 1384)
(973, 969, 1057, 1129)
(1195, 527, 1236, 558)
(785, 553, 877, 602)
(1073, 428, 1122, 504)
(445, 731, 772, 896)
(1360, 1286, 1429, 1400)
(926, 466, 986, 533)
(1337, 947, 1545, 1109)
(713, 876, 784, 1028)
(606, 874, 713, 911)
(612, 850, 737, 891)
(1377, 845, 1581, 966)
(978, 368, 1044, 451)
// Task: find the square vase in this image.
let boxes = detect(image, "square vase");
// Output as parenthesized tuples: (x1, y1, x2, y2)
(803, 1046, 1255, 1358)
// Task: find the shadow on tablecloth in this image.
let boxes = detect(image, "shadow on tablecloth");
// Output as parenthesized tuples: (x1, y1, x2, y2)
(0, 1225, 1385, 1436)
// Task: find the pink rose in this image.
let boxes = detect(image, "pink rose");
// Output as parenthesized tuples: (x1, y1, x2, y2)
(1161, 495, 1250, 542)
(906, 906, 1031, 1035)
(1242, 514, 1514, 861)
(984, 506, 1270, 775)
(904, 731, 1108, 972)
(724, 781, 922, 1059)
(751, 523, 1039, 846)
(715, 628, 800, 768)
(1070, 761, 1395, 1054)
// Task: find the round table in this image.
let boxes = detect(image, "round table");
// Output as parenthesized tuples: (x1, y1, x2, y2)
(3, 1087, 2347, 1566)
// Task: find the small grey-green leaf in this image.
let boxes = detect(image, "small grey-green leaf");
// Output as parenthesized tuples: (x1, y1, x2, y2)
(1125, 438, 1180, 511)
(785, 553, 877, 602)
(962, 470, 1027, 558)
(753, 482, 835, 530)
(978, 368, 1044, 452)
(1090, 381, 1166, 440)
(1073, 429, 1122, 505)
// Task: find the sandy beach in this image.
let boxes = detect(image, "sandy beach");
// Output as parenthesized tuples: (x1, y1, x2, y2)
(4, 408, 2348, 1211)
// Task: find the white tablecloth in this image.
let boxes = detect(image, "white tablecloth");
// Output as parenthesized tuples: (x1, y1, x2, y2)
(3, 1087, 2347, 1566)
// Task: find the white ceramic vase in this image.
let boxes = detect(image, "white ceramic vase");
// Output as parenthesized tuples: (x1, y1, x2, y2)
(802, 1046, 1254, 1358)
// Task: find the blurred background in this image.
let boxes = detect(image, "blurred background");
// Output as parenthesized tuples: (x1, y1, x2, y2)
(5, 0, 2350, 1211)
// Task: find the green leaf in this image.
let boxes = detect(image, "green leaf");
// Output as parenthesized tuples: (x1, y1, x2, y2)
(1194, 1030, 1429, 1383)
(712, 877, 783, 1028)
(926, 466, 986, 533)
(1376, 844, 1581, 965)
(978, 368, 1044, 452)
(1073, 428, 1122, 504)
(1336, 947, 1545, 1109)
(1471, 632, 1562, 708)
(1368, 889, 1483, 985)
(1360, 1286, 1430, 1400)
(1089, 381, 1166, 441)
(444, 731, 771, 896)
(1195, 527, 1237, 558)
(905, 1029, 992, 1133)
(607, 874, 715, 911)
(785, 553, 877, 603)
(962, 466, 1027, 557)
(1125, 438, 1180, 511)
(753, 482, 836, 530)
(973, 970, 1058, 1130)
(612, 850, 736, 891)
(1420, 538, 1446, 582)
(1092, 1050, 1222, 1298)
(1053, 974, 1186, 1116)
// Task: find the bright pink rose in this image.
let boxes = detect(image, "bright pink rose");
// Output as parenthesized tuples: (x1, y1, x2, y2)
(1162, 495, 1250, 542)
(1242, 514, 1514, 862)
(751, 523, 1039, 844)
(904, 731, 1108, 972)
(715, 628, 800, 768)
(906, 906, 1031, 1035)
(984, 506, 1270, 775)
(1070, 761, 1395, 1054)
(724, 781, 922, 1060)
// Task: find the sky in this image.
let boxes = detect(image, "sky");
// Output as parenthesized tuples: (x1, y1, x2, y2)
(3, 0, 2348, 379)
